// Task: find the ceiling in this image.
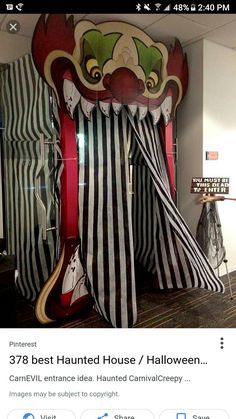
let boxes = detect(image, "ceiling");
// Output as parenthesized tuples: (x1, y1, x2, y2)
(1, 13, 236, 49)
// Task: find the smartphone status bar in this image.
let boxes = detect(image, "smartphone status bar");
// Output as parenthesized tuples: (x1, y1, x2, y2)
(1, 1, 234, 14)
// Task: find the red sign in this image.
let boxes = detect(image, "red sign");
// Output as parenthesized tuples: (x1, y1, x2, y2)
(206, 151, 219, 160)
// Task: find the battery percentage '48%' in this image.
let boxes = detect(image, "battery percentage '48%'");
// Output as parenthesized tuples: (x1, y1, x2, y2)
(173, 4, 189, 10)
(173, 3, 230, 11)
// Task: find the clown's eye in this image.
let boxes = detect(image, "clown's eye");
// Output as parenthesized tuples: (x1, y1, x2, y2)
(146, 71, 159, 90)
(86, 58, 102, 81)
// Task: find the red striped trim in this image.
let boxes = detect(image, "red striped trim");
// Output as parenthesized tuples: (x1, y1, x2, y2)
(59, 110, 79, 243)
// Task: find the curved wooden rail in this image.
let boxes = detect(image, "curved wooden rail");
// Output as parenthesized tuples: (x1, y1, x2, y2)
(35, 239, 93, 323)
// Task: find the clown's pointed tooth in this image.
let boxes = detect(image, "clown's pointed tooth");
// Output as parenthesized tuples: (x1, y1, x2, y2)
(70, 274, 88, 305)
(161, 96, 172, 126)
(149, 106, 161, 125)
(138, 105, 148, 121)
(128, 104, 137, 116)
(63, 79, 81, 118)
(80, 97, 95, 120)
(112, 101, 122, 115)
(99, 101, 111, 117)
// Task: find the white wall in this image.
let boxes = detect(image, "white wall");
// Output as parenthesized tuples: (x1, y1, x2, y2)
(0, 31, 31, 63)
(177, 40, 204, 235)
(177, 39, 236, 273)
(203, 41, 236, 273)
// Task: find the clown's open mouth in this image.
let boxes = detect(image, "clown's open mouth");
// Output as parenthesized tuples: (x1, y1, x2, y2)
(63, 77, 173, 126)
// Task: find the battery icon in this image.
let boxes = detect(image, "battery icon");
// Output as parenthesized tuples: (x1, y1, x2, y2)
(190, 4, 196, 10)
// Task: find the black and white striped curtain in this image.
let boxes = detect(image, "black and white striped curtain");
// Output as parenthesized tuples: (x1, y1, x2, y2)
(1, 54, 61, 301)
(129, 113, 224, 293)
(77, 106, 224, 328)
(77, 107, 137, 327)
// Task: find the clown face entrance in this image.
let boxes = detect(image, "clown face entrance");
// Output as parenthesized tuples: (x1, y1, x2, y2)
(0, 15, 224, 328)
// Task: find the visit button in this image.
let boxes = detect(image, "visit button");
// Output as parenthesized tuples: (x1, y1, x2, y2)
(8, 410, 75, 419)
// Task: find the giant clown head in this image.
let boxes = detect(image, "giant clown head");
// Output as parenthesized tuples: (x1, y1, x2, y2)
(32, 15, 187, 125)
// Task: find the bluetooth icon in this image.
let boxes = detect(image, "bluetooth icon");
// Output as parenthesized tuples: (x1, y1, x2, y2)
(136, 3, 142, 11)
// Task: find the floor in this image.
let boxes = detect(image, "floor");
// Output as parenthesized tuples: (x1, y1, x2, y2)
(13, 271, 236, 329)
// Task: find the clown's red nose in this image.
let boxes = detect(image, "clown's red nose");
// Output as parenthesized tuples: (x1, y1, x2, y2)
(103, 68, 145, 104)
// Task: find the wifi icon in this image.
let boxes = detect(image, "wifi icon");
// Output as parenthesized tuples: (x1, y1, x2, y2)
(15, 2, 24, 11)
